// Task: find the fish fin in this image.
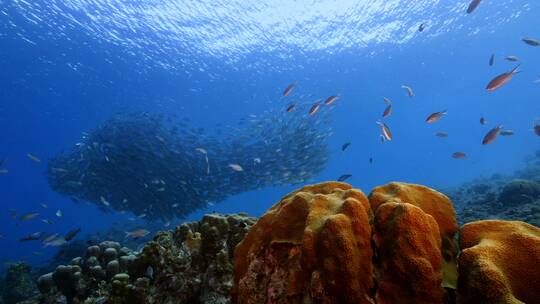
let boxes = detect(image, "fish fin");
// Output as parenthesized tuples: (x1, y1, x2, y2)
(511, 64, 521, 74)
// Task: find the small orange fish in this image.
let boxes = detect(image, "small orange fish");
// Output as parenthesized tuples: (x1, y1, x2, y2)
(401, 85, 414, 97)
(286, 103, 296, 112)
(382, 104, 392, 118)
(309, 102, 321, 116)
(452, 152, 467, 159)
(282, 84, 294, 97)
(382, 97, 392, 118)
(426, 111, 447, 124)
(376, 121, 392, 141)
(323, 95, 338, 105)
(486, 65, 520, 92)
(482, 125, 502, 145)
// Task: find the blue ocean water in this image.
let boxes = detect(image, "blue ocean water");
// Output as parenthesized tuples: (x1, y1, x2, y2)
(0, 0, 538, 269)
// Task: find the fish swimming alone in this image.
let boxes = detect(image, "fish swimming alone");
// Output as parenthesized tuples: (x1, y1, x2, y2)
(341, 142, 351, 151)
(229, 164, 244, 172)
(286, 103, 296, 112)
(125, 229, 150, 239)
(308, 102, 321, 116)
(376, 121, 393, 141)
(20, 232, 44, 242)
(486, 65, 520, 92)
(323, 95, 338, 105)
(522, 38, 540, 46)
(426, 111, 447, 124)
(466, 0, 481, 13)
(27, 153, 41, 163)
(500, 130, 514, 136)
(482, 125, 502, 145)
(382, 104, 392, 118)
(282, 83, 294, 97)
(435, 132, 448, 138)
(452, 152, 467, 159)
(20, 212, 39, 221)
(401, 85, 414, 97)
(505, 56, 519, 62)
(337, 174, 352, 182)
(480, 117, 487, 125)
(489, 54, 494, 66)
(64, 227, 81, 241)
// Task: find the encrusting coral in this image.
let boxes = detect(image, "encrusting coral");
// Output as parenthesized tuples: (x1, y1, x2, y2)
(35, 213, 256, 304)
(457, 220, 540, 304)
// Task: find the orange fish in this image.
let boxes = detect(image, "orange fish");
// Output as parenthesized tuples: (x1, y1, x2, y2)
(323, 95, 338, 105)
(382, 97, 392, 118)
(376, 121, 392, 141)
(426, 111, 447, 124)
(282, 84, 294, 97)
(482, 125, 502, 145)
(382, 104, 392, 118)
(401, 85, 414, 97)
(286, 103, 296, 112)
(467, 0, 481, 13)
(486, 65, 520, 91)
(452, 152, 466, 159)
(309, 102, 321, 116)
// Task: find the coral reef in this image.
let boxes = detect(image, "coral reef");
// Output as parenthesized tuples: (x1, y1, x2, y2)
(233, 181, 457, 304)
(369, 182, 458, 290)
(458, 220, 540, 304)
(0, 262, 38, 304)
(447, 150, 540, 226)
(35, 213, 255, 304)
(233, 182, 373, 304)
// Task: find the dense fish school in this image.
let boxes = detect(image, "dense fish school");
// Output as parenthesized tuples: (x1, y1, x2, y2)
(47, 109, 332, 220)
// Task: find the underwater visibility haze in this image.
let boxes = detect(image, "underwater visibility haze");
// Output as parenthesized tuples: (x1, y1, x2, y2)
(1, 0, 540, 303)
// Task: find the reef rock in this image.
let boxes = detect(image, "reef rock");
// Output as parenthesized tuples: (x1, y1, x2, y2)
(35, 213, 256, 304)
(458, 220, 540, 304)
(233, 181, 456, 304)
(498, 179, 540, 206)
(1, 262, 38, 304)
(369, 182, 459, 289)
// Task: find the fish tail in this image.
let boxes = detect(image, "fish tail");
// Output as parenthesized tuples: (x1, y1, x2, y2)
(511, 64, 521, 74)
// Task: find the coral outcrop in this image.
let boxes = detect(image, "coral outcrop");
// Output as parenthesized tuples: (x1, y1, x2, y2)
(233, 181, 457, 304)
(457, 220, 540, 304)
(35, 213, 256, 304)
(369, 182, 459, 289)
(0, 262, 38, 304)
(233, 182, 373, 304)
(372, 202, 444, 304)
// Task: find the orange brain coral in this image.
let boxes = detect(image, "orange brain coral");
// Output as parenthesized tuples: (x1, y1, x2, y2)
(372, 202, 444, 304)
(232, 182, 374, 304)
(369, 182, 458, 289)
(458, 220, 540, 304)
